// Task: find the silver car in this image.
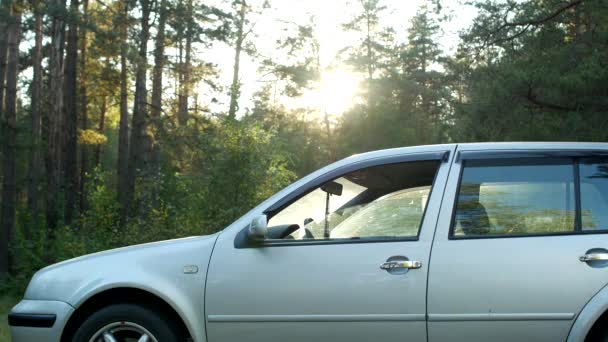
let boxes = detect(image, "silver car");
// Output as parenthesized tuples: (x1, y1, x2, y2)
(9, 142, 608, 342)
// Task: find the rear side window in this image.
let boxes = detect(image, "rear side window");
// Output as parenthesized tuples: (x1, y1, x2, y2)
(452, 159, 577, 238)
(580, 158, 608, 231)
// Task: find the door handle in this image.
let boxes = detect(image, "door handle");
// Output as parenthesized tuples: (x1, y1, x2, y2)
(579, 253, 608, 262)
(380, 260, 422, 270)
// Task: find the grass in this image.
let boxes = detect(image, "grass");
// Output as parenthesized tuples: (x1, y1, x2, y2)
(0, 294, 19, 342)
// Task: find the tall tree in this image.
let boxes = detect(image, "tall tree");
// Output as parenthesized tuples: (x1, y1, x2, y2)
(46, 0, 67, 236)
(228, 0, 247, 119)
(342, 0, 387, 104)
(27, 0, 44, 223)
(150, 0, 169, 194)
(403, 5, 444, 143)
(126, 0, 153, 215)
(79, 0, 90, 212)
(177, 0, 193, 125)
(0, 1, 9, 119)
(1, 2, 22, 277)
(63, 0, 80, 225)
(117, 0, 130, 212)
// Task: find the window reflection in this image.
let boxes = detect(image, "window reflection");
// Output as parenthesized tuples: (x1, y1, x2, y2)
(454, 160, 575, 237)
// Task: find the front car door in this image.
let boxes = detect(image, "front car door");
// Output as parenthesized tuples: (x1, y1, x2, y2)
(205, 145, 456, 342)
(428, 143, 608, 342)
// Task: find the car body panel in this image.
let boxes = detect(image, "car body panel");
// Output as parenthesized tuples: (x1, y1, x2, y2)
(204, 145, 456, 342)
(12, 234, 219, 342)
(427, 142, 608, 342)
(9, 300, 73, 341)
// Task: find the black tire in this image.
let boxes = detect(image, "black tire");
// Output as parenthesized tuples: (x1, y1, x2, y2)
(71, 303, 180, 342)
(587, 327, 608, 342)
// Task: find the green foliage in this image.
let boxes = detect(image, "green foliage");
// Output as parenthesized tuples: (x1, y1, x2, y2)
(0, 294, 19, 342)
(4, 117, 296, 293)
(78, 129, 108, 145)
(336, 3, 448, 154)
(451, 0, 608, 142)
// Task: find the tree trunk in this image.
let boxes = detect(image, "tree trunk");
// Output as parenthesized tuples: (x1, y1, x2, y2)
(126, 0, 152, 215)
(46, 0, 67, 239)
(150, 0, 168, 202)
(117, 0, 130, 215)
(176, 29, 184, 122)
(79, 0, 89, 212)
(365, 3, 373, 107)
(26, 1, 43, 227)
(95, 96, 107, 167)
(0, 3, 9, 112)
(228, 0, 247, 119)
(63, 0, 79, 226)
(1, 5, 21, 277)
(177, 0, 192, 125)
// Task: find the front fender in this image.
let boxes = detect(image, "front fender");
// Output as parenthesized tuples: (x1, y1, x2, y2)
(25, 234, 219, 342)
(568, 283, 608, 342)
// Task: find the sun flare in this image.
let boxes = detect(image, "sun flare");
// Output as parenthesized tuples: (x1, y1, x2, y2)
(316, 69, 362, 115)
(292, 68, 362, 118)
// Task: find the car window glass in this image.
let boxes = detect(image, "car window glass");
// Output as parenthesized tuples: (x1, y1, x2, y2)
(330, 186, 430, 239)
(453, 159, 575, 237)
(267, 160, 439, 240)
(580, 159, 608, 231)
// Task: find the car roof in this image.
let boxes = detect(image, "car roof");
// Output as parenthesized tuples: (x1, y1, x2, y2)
(456, 141, 608, 151)
(345, 142, 608, 163)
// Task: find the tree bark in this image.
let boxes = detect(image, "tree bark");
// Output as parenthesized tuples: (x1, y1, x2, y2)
(228, 0, 247, 119)
(46, 0, 67, 238)
(0, 3, 9, 113)
(364, 1, 373, 108)
(1, 4, 21, 277)
(150, 0, 168, 203)
(126, 0, 152, 215)
(117, 0, 130, 215)
(26, 0, 44, 227)
(63, 0, 80, 226)
(177, 0, 192, 125)
(95, 96, 107, 167)
(79, 0, 89, 212)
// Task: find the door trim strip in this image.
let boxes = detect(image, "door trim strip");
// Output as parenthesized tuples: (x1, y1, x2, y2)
(208, 314, 426, 322)
(428, 313, 575, 322)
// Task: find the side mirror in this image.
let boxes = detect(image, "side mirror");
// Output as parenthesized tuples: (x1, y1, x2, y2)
(247, 214, 268, 241)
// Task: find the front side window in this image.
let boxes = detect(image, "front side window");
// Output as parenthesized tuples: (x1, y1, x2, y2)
(452, 159, 576, 237)
(267, 161, 439, 241)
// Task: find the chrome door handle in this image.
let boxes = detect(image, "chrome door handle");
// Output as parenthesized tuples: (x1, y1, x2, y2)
(380, 260, 422, 270)
(580, 253, 608, 262)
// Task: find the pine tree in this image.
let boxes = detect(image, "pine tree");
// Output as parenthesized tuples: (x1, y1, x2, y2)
(341, 0, 388, 104)
(402, 5, 444, 143)
(1, 0, 21, 277)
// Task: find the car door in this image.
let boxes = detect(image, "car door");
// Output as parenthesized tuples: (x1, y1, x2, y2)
(428, 145, 608, 342)
(205, 147, 455, 342)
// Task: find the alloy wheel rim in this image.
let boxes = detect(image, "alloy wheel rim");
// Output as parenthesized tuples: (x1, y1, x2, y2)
(88, 321, 158, 342)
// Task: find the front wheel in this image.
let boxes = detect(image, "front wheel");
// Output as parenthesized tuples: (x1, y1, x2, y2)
(72, 303, 180, 342)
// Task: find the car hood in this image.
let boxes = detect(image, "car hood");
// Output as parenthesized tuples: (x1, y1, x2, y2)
(24, 233, 220, 305)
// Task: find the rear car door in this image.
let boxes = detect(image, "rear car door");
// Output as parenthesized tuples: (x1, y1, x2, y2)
(428, 146, 608, 342)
